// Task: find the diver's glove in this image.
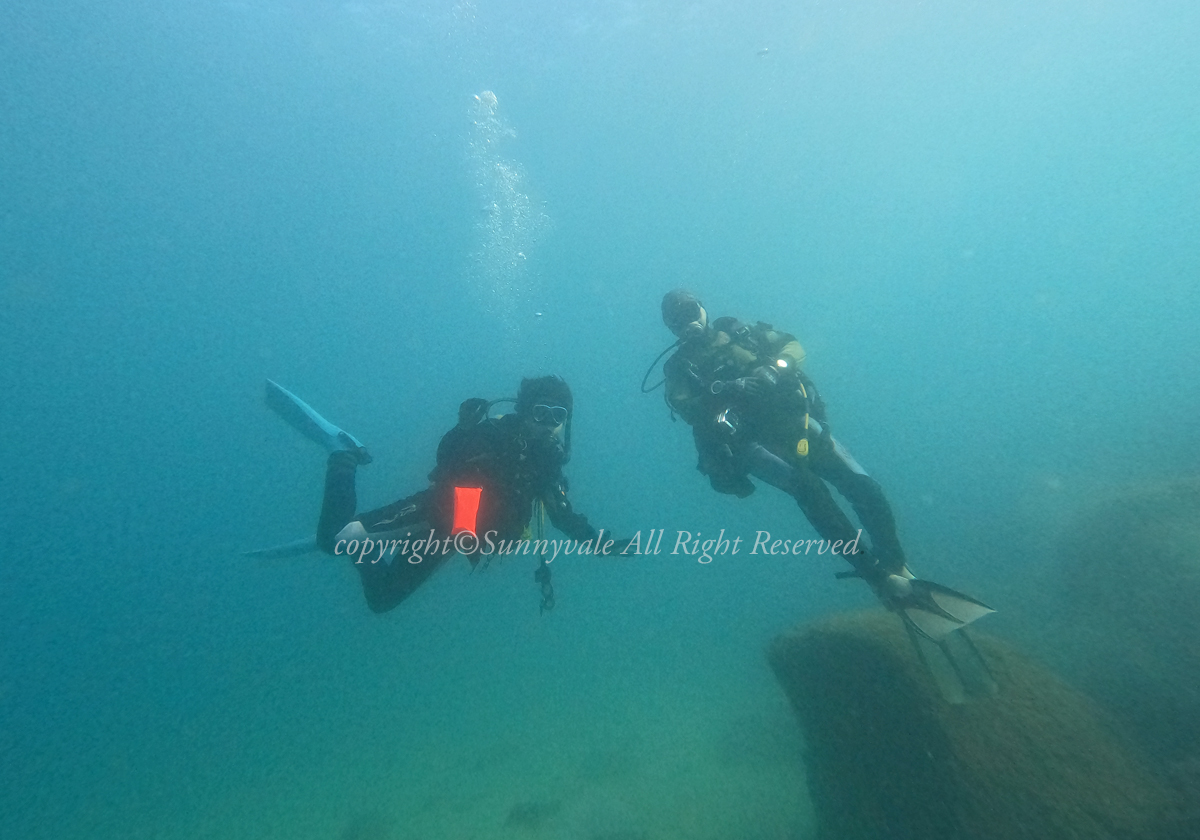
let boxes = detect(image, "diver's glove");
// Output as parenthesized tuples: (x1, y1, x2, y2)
(457, 397, 489, 428)
(710, 377, 764, 398)
(709, 471, 755, 498)
(709, 366, 778, 400)
(697, 440, 754, 497)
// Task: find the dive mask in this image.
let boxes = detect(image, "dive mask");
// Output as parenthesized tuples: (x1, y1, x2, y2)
(532, 403, 569, 427)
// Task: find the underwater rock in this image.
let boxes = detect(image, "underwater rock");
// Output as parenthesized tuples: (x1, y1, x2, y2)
(768, 610, 1174, 840)
(1056, 479, 1200, 759)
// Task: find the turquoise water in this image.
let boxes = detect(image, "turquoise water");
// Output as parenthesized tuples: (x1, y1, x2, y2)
(2, 1, 1198, 838)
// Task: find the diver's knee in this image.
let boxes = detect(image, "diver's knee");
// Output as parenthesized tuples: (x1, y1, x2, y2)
(843, 473, 886, 502)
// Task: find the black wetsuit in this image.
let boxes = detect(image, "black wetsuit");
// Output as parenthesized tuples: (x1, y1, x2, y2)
(663, 317, 908, 576)
(318, 412, 601, 613)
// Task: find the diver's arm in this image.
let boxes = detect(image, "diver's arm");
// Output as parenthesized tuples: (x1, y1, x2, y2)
(542, 480, 601, 543)
(743, 331, 810, 407)
(543, 490, 632, 555)
(761, 329, 825, 422)
(431, 398, 490, 480)
(757, 328, 805, 369)
(662, 355, 710, 423)
(665, 378, 703, 419)
(541, 477, 636, 555)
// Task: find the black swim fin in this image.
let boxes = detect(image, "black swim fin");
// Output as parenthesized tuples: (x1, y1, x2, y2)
(900, 579, 996, 641)
(891, 578, 998, 702)
(904, 620, 999, 703)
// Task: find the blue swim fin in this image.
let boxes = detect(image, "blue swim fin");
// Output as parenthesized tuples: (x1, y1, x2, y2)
(265, 379, 371, 462)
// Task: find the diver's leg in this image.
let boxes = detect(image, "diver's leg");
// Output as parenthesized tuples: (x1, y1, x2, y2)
(355, 549, 448, 613)
(749, 444, 863, 550)
(314, 450, 449, 612)
(808, 436, 908, 573)
(781, 461, 868, 553)
(317, 451, 359, 552)
(344, 490, 449, 614)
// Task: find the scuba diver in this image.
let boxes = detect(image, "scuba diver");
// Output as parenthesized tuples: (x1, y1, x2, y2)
(651, 290, 997, 700)
(251, 375, 627, 614)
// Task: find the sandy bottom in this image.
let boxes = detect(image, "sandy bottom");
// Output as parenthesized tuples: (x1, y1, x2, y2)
(182, 685, 813, 840)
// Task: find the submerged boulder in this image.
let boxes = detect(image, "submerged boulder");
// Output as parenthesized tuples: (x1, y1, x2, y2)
(1056, 479, 1200, 758)
(768, 610, 1173, 840)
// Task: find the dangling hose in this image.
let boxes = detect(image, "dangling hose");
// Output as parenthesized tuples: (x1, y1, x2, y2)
(640, 340, 681, 393)
(532, 500, 554, 613)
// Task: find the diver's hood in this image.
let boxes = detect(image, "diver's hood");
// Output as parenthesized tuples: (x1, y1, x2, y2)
(662, 290, 708, 338)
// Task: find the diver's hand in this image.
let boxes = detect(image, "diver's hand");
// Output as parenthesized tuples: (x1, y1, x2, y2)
(457, 397, 489, 428)
(711, 366, 778, 399)
(710, 377, 764, 398)
(709, 471, 755, 497)
(736, 376, 767, 397)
